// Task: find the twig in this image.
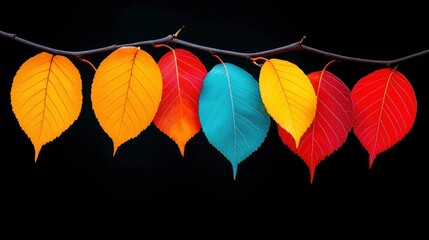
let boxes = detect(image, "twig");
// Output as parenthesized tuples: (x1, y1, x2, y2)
(1, 29, 428, 67)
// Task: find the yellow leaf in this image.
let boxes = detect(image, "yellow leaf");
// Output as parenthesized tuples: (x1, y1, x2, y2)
(10, 52, 83, 161)
(259, 58, 317, 147)
(91, 46, 163, 156)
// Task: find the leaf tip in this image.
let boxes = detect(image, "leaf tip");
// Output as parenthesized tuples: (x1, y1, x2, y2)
(33, 145, 42, 163)
(113, 143, 119, 157)
(178, 143, 186, 157)
(295, 139, 300, 149)
(294, 134, 302, 149)
(368, 154, 376, 169)
(232, 163, 238, 180)
(309, 167, 316, 184)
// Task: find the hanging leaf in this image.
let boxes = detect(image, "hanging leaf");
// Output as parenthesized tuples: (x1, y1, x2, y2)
(259, 58, 317, 148)
(278, 67, 354, 183)
(199, 62, 271, 179)
(10, 52, 83, 161)
(154, 48, 207, 156)
(91, 46, 163, 156)
(351, 67, 417, 168)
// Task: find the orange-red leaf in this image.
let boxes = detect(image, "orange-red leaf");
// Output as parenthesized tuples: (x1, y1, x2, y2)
(91, 46, 163, 156)
(10, 52, 83, 161)
(278, 68, 353, 183)
(153, 48, 207, 156)
(351, 67, 417, 168)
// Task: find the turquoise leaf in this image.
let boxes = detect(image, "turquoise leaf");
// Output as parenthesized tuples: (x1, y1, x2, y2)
(198, 63, 271, 179)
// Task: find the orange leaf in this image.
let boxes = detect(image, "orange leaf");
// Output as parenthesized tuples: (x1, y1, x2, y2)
(351, 67, 417, 168)
(278, 66, 354, 183)
(154, 48, 207, 156)
(91, 46, 163, 156)
(10, 52, 83, 161)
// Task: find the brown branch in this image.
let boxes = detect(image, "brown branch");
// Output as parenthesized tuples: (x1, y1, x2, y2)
(1, 29, 428, 66)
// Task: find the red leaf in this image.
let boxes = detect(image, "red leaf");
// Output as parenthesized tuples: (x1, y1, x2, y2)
(351, 67, 417, 168)
(278, 66, 354, 183)
(154, 48, 207, 156)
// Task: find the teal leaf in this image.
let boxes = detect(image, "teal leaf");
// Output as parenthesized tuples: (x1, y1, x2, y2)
(198, 63, 271, 179)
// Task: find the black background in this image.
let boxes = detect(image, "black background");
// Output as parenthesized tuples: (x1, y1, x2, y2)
(1, 1, 427, 236)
